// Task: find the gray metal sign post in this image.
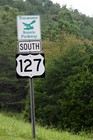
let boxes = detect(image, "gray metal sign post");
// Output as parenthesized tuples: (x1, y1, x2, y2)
(29, 78, 36, 138)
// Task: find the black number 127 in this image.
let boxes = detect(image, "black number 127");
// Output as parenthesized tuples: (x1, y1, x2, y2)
(19, 59, 41, 72)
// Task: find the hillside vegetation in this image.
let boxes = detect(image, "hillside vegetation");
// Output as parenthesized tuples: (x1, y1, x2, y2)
(0, 113, 92, 140)
(1, 0, 93, 133)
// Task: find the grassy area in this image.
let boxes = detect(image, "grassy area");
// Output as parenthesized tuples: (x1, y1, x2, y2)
(0, 113, 92, 140)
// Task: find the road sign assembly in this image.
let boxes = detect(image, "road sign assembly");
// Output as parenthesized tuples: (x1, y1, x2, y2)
(16, 15, 45, 139)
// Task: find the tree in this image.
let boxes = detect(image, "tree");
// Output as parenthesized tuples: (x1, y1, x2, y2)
(24, 44, 93, 132)
(0, 0, 13, 6)
(0, 6, 28, 112)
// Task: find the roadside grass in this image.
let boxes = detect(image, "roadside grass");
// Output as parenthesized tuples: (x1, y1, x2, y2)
(0, 113, 93, 140)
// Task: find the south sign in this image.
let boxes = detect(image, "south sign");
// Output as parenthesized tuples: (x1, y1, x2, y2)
(18, 41, 41, 53)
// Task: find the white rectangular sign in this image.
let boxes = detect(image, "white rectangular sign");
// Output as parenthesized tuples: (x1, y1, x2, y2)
(17, 15, 41, 41)
(18, 41, 42, 53)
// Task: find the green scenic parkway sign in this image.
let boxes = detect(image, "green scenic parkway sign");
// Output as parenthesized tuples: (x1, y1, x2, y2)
(17, 15, 41, 40)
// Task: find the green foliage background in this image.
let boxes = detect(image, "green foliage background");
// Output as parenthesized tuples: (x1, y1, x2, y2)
(0, 0, 93, 132)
